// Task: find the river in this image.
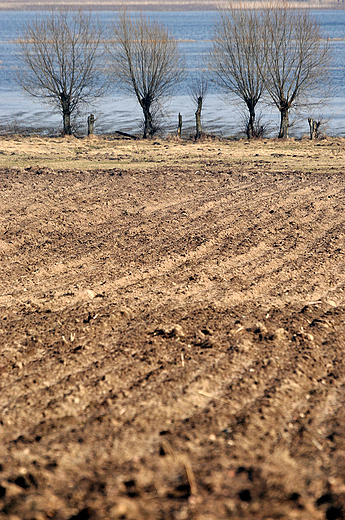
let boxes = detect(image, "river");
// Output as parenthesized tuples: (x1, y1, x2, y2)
(0, 10, 344, 137)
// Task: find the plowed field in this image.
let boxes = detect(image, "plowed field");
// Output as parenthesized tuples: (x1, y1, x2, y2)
(1, 136, 345, 520)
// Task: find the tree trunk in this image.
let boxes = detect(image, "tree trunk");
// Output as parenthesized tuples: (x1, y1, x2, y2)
(63, 112, 72, 135)
(278, 107, 289, 138)
(195, 96, 202, 140)
(60, 93, 72, 135)
(246, 106, 255, 139)
(142, 104, 154, 139)
(308, 118, 321, 140)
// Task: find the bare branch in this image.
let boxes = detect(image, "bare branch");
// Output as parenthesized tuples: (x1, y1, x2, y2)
(189, 76, 208, 139)
(189, 76, 208, 105)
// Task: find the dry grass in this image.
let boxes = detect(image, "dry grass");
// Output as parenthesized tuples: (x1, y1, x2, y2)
(0, 134, 345, 174)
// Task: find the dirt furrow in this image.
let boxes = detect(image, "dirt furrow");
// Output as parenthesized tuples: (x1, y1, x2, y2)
(1, 152, 345, 519)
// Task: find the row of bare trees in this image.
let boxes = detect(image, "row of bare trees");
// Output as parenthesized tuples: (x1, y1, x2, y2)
(211, 3, 331, 138)
(16, 10, 184, 137)
(15, 5, 331, 139)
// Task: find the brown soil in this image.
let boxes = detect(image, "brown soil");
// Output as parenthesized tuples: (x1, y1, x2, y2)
(1, 135, 345, 520)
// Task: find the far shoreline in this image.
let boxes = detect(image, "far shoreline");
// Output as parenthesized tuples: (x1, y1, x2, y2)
(0, 0, 345, 10)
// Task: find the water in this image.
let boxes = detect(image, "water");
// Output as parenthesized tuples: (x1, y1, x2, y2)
(0, 10, 344, 137)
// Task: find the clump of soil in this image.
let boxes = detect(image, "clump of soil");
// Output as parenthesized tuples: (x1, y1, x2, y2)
(1, 137, 345, 519)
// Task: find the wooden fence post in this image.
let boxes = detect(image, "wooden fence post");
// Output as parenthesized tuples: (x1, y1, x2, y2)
(88, 114, 95, 136)
(177, 113, 182, 139)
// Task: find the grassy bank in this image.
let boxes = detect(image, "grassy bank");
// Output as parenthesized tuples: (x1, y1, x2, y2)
(1, 134, 345, 174)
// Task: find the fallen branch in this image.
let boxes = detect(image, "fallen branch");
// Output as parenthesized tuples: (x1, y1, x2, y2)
(115, 130, 138, 140)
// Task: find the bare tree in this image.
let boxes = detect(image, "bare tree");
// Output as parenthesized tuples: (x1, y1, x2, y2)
(260, 3, 331, 139)
(107, 12, 185, 139)
(210, 5, 266, 139)
(189, 76, 208, 140)
(308, 117, 321, 140)
(16, 10, 105, 135)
